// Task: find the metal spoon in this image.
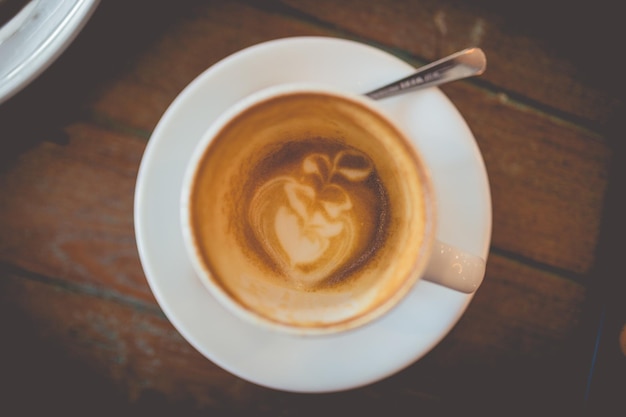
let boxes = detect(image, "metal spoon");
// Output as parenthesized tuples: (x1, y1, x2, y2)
(365, 47, 486, 100)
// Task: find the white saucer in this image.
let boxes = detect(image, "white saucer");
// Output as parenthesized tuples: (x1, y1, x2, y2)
(134, 36, 492, 393)
(0, 0, 100, 105)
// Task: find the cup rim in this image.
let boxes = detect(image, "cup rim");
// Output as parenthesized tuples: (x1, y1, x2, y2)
(180, 82, 437, 336)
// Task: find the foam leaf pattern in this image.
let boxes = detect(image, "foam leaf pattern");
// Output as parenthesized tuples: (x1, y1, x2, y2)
(248, 149, 374, 287)
(334, 150, 373, 181)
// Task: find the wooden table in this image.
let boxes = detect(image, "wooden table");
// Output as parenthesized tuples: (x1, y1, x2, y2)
(2, 1, 624, 415)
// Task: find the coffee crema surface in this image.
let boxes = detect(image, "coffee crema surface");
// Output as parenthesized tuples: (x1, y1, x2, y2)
(246, 141, 385, 289)
(186, 91, 435, 331)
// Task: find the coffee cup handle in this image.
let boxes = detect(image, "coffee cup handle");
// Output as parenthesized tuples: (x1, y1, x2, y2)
(423, 240, 486, 293)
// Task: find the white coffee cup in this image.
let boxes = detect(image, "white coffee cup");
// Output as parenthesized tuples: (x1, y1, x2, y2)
(180, 83, 485, 336)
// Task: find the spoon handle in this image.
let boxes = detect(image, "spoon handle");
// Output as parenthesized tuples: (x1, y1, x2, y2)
(365, 47, 486, 100)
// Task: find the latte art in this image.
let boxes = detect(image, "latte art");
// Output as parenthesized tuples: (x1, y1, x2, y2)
(183, 88, 434, 332)
(247, 148, 381, 288)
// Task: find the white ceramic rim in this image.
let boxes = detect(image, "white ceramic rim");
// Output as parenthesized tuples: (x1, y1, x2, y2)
(134, 36, 492, 393)
(0, 0, 101, 105)
(179, 82, 438, 336)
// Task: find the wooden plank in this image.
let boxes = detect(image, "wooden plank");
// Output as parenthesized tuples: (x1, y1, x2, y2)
(83, 0, 332, 132)
(453, 255, 587, 359)
(1, 119, 592, 405)
(274, 0, 623, 128)
(0, 0, 611, 413)
(0, 123, 153, 302)
(1, 97, 609, 288)
(0, 122, 598, 314)
(60, 1, 610, 274)
(381, 254, 588, 411)
(0, 271, 249, 415)
(0, 252, 586, 412)
(443, 82, 610, 274)
(1, 1, 609, 277)
(1, 117, 589, 345)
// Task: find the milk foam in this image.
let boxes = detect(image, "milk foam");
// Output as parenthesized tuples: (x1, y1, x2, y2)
(248, 150, 374, 288)
(186, 90, 434, 331)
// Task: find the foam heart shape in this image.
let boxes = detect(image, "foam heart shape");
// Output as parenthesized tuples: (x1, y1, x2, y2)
(249, 176, 356, 288)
